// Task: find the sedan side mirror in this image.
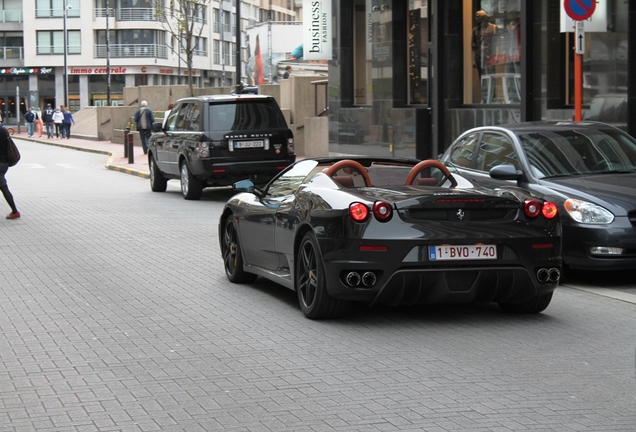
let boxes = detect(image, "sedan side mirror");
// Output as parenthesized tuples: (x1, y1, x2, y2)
(489, 164, 523, 182)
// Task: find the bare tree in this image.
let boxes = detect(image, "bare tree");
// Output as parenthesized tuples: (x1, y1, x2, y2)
(154, 0, 210, 96)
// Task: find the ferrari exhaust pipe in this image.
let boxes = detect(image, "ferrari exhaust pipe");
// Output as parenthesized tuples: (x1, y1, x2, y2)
(362, 272, 377, 287)
(345, 272, 361, 287)
(536, 268, 550, 283)
(548, 268, 561, 282)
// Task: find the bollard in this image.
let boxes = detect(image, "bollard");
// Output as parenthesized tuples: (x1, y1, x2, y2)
(123, 127, 130, 158)
(127, 131, 135, 164)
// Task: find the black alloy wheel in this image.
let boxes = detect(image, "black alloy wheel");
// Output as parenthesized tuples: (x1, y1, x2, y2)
(180, 161, 203, 200)
(222, 215, 257, 283)
(149, 156, 167, 192)
(296, 232, 350, 319)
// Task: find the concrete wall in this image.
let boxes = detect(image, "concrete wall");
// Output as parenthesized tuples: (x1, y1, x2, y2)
(78, 80, 330, 156)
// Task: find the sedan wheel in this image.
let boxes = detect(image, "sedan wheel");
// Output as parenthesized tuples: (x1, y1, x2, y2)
(180, 162, 203, 200)
(499, 292, 553, 314)
(296, 232, 350, 319)
(149, 156, 167, 192)
(222, 215, 257, 283)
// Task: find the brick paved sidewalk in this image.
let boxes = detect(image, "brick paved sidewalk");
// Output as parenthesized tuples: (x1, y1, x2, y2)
(11, 129, 150, 178)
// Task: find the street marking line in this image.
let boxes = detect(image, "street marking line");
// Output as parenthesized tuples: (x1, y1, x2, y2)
(566, 285, 636, 305)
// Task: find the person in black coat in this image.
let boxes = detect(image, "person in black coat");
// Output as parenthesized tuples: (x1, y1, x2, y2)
(0, 125, 20, 219)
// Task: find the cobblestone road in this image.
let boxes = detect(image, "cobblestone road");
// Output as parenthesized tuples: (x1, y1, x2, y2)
(1, 141, 635, 431)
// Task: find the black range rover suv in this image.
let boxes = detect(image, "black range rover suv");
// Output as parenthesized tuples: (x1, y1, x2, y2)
(148, 94, 296, 200)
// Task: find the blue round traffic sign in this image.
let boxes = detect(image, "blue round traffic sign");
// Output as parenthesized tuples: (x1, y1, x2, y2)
(564, 0, 596, 21)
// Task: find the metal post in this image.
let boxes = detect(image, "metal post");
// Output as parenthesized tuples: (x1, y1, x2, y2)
(106, 0, 111, 106)
(63, 0, 69, 108)
(235, 0, 242, 94)
(123, 127, 130, 157)
(16, 86, 20, 134)
(127, 131, 135, 164)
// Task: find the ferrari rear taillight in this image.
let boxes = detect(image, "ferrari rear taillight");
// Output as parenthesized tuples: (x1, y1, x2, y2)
(372, 201, 393, 222)
(349, 203, 369, 222)
(524, 200, 558, 219)
(350, 201, 393, 223)
(523, 200, 541, 218)
(542, 201, 558, 219)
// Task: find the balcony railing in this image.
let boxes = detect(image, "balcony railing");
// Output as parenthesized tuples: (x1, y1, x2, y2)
(36, 8, 81, 18)
(1, 9, 23, 22)
(0, 46, 24, 60)
(94, 44, 168, 59)
(94, 8, 163, 22)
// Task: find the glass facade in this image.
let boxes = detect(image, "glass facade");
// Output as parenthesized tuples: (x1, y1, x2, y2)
(329, 0, 632, 159)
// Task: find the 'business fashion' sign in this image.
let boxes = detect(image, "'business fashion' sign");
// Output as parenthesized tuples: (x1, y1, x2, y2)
(303, 0, 332, 60)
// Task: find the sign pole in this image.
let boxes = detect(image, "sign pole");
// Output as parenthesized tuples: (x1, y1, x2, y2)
(564, 0, 595, 121)
(574, 50, 582, 121)
(574, 21, 585, 121)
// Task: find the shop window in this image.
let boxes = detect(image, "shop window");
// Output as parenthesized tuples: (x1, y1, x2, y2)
(408, 1, 429, 105)
(463, 0, 521, 104)
(353, 0, 372, 105)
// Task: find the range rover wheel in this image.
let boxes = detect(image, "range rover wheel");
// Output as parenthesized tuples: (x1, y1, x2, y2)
(149, 156, 167, 192)
(221, 215, 257, 283)
(296, 232, 350, 320)
(180, 162, 203, 200)
(499, 292, 553, 314)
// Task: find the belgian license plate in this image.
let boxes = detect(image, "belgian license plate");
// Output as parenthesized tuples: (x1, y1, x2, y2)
(428, 245, 497, 261)
(233, 140, 264, 149)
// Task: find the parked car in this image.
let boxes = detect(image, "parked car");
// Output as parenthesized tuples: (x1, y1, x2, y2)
(440, 121, 636, 272)
(148, 94, 295, 200)
(219, 157, 561, 319)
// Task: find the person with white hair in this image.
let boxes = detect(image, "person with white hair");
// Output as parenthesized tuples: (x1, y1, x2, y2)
(133, 100, 155, 154)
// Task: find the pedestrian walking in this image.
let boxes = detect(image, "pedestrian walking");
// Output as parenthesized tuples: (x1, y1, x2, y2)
(36, 107, 43, 137)
(133, 100, 155, 154)
(62, 108, 75, 139)
(43, 104, 55, 138)
(24, 108, 36, 137)
(52, 107, 64, 138)
(0, 125, 20, 219)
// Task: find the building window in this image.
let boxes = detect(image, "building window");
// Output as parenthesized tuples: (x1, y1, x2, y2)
(463, 0, 521, 104)
(36, 30, 81, 55)
(213, 40, 220, 64)
(35, 0, 81, 18)
(408, 1, 429, 105)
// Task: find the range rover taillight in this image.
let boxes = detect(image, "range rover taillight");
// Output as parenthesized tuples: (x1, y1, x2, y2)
(287, 138, 295, 155)
(197, 142, 210, 158)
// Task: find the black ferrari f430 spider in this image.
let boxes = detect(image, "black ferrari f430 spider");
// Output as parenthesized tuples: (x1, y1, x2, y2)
(219, 157, 562, 319)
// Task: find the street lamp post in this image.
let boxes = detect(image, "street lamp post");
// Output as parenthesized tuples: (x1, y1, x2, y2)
(106, 0, 111, 106)
(63, 0, 70, 108)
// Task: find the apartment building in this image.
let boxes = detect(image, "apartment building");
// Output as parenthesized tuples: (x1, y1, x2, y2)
(0, 0, 299, 121)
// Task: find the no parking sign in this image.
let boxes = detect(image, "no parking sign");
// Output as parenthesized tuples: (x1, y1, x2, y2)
(564, 0, 596, 21)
